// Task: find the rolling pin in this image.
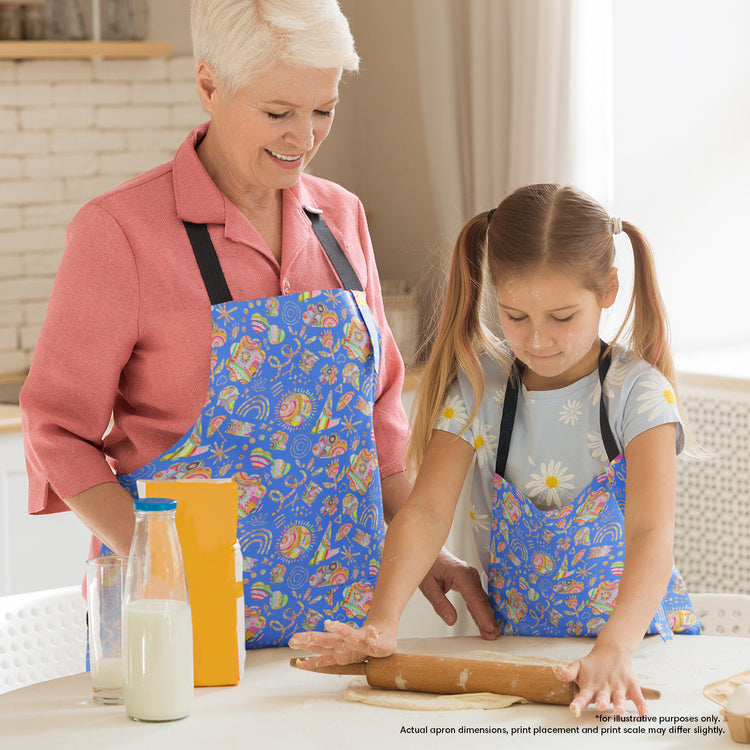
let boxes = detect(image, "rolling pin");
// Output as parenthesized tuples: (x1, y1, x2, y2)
(290, 653, 661, 706)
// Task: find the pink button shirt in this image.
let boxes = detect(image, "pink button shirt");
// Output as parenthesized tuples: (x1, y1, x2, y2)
(21, 122, 409, 515)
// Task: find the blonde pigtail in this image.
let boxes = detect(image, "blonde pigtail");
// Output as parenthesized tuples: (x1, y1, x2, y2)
(620, 222, 675, 383)
(407, 213, 495, 471)
(618, 222, 702, 456)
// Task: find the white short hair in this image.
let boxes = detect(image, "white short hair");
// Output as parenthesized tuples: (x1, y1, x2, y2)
(191, 0, 359, 96)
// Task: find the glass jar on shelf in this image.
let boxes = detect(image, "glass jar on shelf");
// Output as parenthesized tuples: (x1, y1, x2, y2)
(44, 0, 88, 40)
(22, 2, 45, 39)
(0, 3, 22, 40)
(100, 0, 147, 40)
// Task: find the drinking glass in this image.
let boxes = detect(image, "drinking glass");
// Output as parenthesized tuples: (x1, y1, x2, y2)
(86, 555, 128, 705)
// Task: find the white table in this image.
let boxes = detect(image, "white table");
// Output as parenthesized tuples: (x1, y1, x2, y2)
(0, 635, 743, 749)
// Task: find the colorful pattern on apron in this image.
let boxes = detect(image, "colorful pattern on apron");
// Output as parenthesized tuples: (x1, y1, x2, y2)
(487, 343, 700, 639)
(116, 212, 386, 648)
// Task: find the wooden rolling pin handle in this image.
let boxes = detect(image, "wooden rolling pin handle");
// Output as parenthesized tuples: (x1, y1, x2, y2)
(365, 655, 661, 705)
(640, 687, 661, 700)
(290, 655, 660, 703)
(366, 654, 575, 705)
(289, 658, 366, 675)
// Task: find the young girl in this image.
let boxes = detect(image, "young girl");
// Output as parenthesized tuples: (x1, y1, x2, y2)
(290, 184, 700, 716)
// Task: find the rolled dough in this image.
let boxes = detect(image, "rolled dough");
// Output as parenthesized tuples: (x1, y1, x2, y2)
(343, 678, 527, 711)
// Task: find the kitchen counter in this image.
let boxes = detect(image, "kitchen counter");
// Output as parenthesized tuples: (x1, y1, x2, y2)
(0, 634, 742, 749)
(0, 404, 21, 433)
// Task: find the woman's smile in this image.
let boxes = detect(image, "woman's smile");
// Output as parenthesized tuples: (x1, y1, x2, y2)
(196, 63, 341, 204)
(266, 149, 305, 168)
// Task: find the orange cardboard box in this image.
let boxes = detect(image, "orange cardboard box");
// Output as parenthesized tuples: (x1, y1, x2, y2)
(137, 479, 244, 687)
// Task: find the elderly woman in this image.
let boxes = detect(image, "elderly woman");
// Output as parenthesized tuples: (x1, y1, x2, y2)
(21, 0, 497, 647)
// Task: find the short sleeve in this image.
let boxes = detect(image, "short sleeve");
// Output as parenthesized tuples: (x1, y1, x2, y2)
(434, 354, 509, 470)
(434, 376, 475, 445)
(619, 367, 685, 454)
(435, 378, 473, 443)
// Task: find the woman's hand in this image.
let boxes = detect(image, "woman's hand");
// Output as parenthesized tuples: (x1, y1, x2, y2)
(554, 639, 647, 717)
(289, 620, 397, 669)
(419, 548, 501, 640)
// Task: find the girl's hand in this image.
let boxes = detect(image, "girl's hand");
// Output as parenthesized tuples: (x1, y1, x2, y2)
(288, 619, 397, 669)
(553, 640, 647, 717)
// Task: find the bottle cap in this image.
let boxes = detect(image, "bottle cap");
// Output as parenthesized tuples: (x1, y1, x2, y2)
(133, 498, 177, 512)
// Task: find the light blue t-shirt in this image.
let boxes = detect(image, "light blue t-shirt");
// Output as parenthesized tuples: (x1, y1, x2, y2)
(434, 343, 684, 571)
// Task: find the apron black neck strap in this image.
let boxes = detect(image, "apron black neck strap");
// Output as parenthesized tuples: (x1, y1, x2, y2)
(302, 208, 363, 292)
(183, 221, 233, 305)
(494, 358, 523, 479)
(183, 210, 363, 305)
(598, 342, 620, 463)
(494, 340, 619, 478)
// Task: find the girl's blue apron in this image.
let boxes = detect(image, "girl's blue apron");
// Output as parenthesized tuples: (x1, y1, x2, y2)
(487, 343, 700, 639)
(111, 210, 385, 648)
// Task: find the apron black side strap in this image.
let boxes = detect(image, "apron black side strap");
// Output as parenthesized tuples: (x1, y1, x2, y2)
(183, 221, 233, 305)
(494, 360, 522, 478)
(303, 209, 363, 292)
(598, 342, 620, 462)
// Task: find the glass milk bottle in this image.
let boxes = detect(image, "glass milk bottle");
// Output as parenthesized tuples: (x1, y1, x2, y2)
(123, 498, 193, 721)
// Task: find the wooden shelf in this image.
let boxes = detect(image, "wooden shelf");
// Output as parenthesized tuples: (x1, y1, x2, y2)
(0, 40, 171, 59)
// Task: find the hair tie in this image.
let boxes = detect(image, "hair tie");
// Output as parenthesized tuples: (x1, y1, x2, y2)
(612, 217, 622, 235)
(487, 209, 495, 225)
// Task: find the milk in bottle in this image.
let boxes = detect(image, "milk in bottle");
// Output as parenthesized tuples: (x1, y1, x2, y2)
(123, 498, 193, 721)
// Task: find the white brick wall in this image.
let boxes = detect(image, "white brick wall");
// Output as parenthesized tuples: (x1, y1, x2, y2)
(0, 55, 205, 377)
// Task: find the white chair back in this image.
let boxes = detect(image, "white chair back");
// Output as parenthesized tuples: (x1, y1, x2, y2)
(0, 585, 86, 695)
(691, 592, 750, 637)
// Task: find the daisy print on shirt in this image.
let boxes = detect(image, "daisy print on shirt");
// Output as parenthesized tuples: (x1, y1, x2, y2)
(469, 502, 491, 534)
(440, 395, 468, 424)
(473, 423, 498, 468)
(636, 379, 678, 422)
(588, 430, 610, 463)
(588, 353, 629, 407)
(559, 399, 584, 426)
(524, 458, 575, 508)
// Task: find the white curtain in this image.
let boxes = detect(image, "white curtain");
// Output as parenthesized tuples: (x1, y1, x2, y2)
(413, 0, 615, 243)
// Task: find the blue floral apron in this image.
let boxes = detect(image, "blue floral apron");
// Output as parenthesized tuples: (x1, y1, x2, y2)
(487, 343, 700, 639)
(115, 210, 386, 648)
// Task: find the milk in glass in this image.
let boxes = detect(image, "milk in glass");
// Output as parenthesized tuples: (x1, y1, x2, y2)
(91, 656, 123, 690)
